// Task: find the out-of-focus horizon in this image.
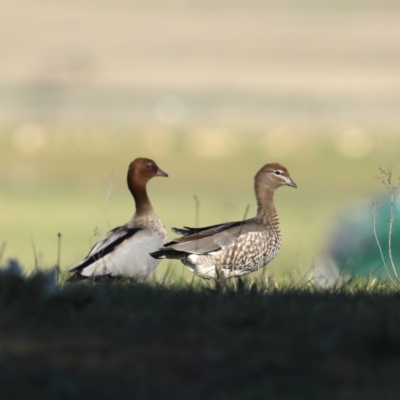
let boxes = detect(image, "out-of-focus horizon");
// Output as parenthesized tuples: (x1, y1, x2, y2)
(1, 0, 400, 129)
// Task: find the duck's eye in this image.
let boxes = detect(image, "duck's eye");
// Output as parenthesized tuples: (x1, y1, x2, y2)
(275, 170, 281, 175)
(145, 163, 152, 169)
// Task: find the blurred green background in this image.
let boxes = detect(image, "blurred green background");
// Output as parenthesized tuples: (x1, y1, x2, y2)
(1, 0, 399, 280)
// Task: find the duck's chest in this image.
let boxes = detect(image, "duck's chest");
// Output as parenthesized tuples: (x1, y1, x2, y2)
(134, 215, 167, 243)
(219, 230, 281, 267)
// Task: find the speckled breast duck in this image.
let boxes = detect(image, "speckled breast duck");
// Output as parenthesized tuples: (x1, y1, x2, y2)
(68, 157, 168, 280)
(151, 163, 296, 280)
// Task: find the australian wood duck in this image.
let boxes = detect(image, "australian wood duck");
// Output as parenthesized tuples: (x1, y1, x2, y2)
(150, 163, 296, 280)
(68, 157, 168, 280)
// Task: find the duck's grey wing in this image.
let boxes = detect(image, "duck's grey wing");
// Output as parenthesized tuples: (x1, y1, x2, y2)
(171, 221, 242, 236)
(68, 226, 141, 272)
(153, 222, 266, 257)
(167, 221, 244, 244)
(213, 223, 267, 247)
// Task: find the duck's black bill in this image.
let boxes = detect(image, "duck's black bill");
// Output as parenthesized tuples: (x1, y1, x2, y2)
(156, 168, 168, 177)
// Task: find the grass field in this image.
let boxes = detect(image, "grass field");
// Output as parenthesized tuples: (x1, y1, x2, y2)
(1, 268, 400, 400)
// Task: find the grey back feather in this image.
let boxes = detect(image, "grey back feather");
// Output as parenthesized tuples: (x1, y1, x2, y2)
(168, 221, 266, 255)
(213, 223, 267, 247)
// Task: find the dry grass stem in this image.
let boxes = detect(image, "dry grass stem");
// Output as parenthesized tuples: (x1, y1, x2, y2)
(374, 163, 400, 285)
(91, 171, 115, 246)
(193, 195, 199, 228)
(0, 242, 6, 264)
(371, 201, 394, 284)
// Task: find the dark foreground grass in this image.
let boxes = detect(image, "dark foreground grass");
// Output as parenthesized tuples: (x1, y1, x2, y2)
(1, 269, 400, 400)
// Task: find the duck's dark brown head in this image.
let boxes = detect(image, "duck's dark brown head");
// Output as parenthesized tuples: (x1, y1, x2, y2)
(127, 157, 168, 191)
(255, 162, 297, 191)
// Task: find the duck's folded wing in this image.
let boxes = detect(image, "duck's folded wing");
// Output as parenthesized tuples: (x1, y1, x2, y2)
(168, 221, 243, 244)
(68, 226, 141, 272)
(166, 234, 220, 254)
(161, 222, 266, 255)
(171, 221, 240, 236)
(213, 223, 267, 247)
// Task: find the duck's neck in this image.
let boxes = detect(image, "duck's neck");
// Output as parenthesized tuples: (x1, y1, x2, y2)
(129, 181, 153, 217)
(254, 183, 280, 231)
